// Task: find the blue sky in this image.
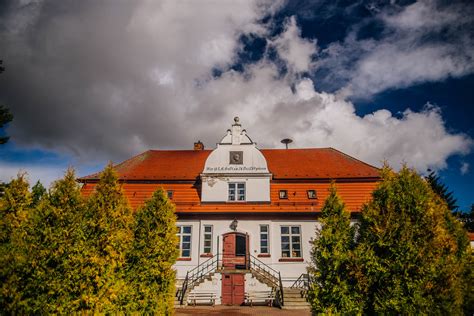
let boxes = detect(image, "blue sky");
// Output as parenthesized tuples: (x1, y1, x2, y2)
(0, 0, 473, 210)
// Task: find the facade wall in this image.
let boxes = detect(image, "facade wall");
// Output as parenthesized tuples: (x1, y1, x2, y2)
(175, 217, 330, 287)
(201, 176, 271, 202)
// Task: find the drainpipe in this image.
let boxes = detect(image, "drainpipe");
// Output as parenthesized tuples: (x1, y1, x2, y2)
(198, 219, 202, 267)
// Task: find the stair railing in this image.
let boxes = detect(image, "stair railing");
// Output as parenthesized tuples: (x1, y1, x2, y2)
(290, 273, 311, 289)
(290, 273, 313, 301)
(178, 255, 220, 305)
(248, 254, 285, 307)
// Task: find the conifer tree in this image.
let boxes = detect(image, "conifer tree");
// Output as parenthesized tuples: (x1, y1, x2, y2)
(308, 183, 362, 314)
(82, 163, 134, 312)
(454, 204, 474, 232)
(354, 165, 470, 315)
(0, 174, 32, 312)
(31, 180, 47, 206)
(126, 188, 179, 314)
(425, 169, 458, 211)
(24, 169, 85, 313)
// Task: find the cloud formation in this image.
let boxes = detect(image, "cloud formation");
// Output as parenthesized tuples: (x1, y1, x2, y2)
(316, 0, 474, 98)
(0, 0, 472, 177)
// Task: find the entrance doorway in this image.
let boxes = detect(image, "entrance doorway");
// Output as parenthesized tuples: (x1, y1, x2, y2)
(221, 273, 245, 305)
(222, 232, 249, 269)
(221, 232, 249, 305)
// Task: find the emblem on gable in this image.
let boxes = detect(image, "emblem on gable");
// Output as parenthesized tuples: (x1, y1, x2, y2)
(229, 151, 243, 165)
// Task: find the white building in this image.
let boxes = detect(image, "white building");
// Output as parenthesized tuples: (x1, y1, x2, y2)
(80, 117, 380, 308)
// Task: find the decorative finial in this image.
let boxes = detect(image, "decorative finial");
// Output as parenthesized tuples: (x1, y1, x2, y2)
(234, 116, 240, 124)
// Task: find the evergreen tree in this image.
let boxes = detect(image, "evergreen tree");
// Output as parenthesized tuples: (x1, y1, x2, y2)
(354, 165, 470, 315)
(82, 163, 134, 312)
(425, 169, 458, 211)
(31, 180, 47, 206)
(0, 174, 32, 312)
(126, 188, 179, 314)
(462, 253, 474, 315)
(24, 169, 86, 313)
(308, 183, 362, 314)
(454, 204, 474, 232)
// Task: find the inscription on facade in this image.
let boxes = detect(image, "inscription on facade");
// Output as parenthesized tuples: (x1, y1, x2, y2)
(205, 166, 266, 172)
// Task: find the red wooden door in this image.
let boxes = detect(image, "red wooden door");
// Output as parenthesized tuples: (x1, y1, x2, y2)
(222, 233, 248, 269)
(223, 234, 236, 268)
(232, 274, 245, 305)
(221, 274, 245, 305)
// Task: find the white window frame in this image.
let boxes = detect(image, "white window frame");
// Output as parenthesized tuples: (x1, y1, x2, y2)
(228, 182, 246, 201)
(177, 225, 192, 258)
(280, 225, 302, 258)
(260, 224, 270, 254)
(307, 190, 317, 199)
(203, 225, 213, 254)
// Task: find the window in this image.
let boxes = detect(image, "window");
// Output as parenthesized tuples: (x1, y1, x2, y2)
(177, 225, 192, 258)
(279, 190, 288, 199)
(228, 183, 245, 201)
(167, 190, 174, 199)
(307, 190, 317, 199)
(235, 234, 246, 256)
(203, 225, 213, 254)
(260, 225, 269, 254)
(281, 226, 301, 258)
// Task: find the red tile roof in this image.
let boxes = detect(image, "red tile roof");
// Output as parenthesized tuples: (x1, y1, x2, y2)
(469, 232, 474, 242)
(79, 148, 380, 181)
(81, 181, 378, 212)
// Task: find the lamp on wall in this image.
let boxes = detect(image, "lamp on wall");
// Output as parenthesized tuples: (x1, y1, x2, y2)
(230, 219, 238, 231)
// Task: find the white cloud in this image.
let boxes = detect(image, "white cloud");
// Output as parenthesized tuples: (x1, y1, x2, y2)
(270, 16, 317, 73)
(460, 162, 469, 175)
(319, 0, 474, 98)
(191, 62, 471, 171)
(0, 0, 471, 180)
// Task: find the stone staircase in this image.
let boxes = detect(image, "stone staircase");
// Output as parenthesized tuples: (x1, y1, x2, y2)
(282, 288, 311, 310)
(250, 266, 279, 288)
(175, 271, 218, 307)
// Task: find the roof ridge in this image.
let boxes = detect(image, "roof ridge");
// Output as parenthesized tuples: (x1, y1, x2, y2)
(260, 147, 332, 151)
(148, 149, 212, 152)
(327, 147, 381, 171)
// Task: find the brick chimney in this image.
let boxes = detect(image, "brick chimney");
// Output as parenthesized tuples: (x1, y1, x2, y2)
(194, 140, 204, 150)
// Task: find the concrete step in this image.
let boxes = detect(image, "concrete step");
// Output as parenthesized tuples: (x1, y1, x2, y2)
(284, 298, 307, 303)
(283, 292, 304, 297)
(282, 305, 311, 310)
(284, 300, 308, 305)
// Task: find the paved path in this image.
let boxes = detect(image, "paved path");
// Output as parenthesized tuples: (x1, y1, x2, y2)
(176, 306, 311, 315)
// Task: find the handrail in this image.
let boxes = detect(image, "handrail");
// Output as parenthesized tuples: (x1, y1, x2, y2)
(179, 272, 189, 305)
(248, 254, 284, 308)
(178, 253, 287, 307)
(278, 271, 284, 307)
(178, 255, 220, 305)
(290, 273, 310, 289)
(249, 254, 280, 277)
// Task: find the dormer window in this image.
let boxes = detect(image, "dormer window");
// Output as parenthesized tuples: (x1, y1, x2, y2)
(307, 190, 317, 199)
(228, 183, 245, 201)
(279, 190, 288, 199)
